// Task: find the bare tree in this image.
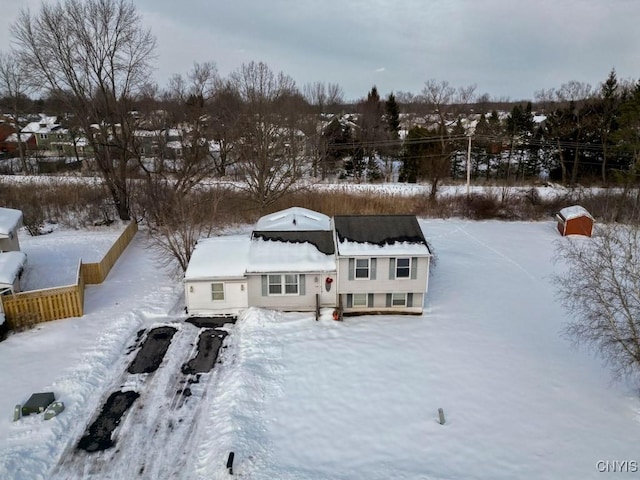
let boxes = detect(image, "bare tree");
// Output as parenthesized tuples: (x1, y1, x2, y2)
(12, 0, 156, 220)
(141, 184, 224, 273)
(231, 61, 306, 213)
(0, 50, 32, 172)
(146, 62, 219, 195)
(554, 223, 640, 378)
(209, 80, 242, 177)
(420, 79, 476, 199)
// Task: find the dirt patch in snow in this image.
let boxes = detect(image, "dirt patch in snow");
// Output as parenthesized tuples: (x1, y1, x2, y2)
(77, 390, 140, 453)
(181, 329, 228, 374)
(127, 326, 177, 374)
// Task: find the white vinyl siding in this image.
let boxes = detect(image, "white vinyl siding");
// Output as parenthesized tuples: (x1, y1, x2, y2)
(211, 282, 224, 301)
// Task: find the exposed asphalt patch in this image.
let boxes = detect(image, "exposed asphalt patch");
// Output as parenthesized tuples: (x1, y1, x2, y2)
(77, 391, 140, 453)
(186, 316, 235, 328)
(181, 329, 228, 374)
(128, 326, 177, 374)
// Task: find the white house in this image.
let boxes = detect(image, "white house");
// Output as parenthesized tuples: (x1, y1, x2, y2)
(184, 236, 250, 317)
(333, 215, 431, 315)
(184, 207, 432, 318)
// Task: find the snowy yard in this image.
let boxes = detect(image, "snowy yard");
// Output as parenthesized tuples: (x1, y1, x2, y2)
(1, 220, 639, 479)
(20, 225, 124, 290)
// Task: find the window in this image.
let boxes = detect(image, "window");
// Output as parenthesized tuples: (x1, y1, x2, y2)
(40, 133, 48, 140)
(211, 283, 224, 301)
(353, 293, 368, 307)
(284, 274, 298, 294)
(268, 274, 299, 295)
(268, 275, 282, 295)
(392, 293, 407, 306)
(396, 258, 411, 278)
(355, 258, 369, 279)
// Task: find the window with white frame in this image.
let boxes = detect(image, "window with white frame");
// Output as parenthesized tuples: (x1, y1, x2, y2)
(268, 274, 299, 295)
(355, 258, 369, 279)
(392, 292, 407, 306)
(40, 133, 48, 139)
(284, 274, 299, 294)
(353, 293, 368, 307)
(211, 283, 224, 301)
(396, 258, 411, 278)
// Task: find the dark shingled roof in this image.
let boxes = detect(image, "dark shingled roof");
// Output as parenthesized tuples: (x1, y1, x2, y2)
(334, 215, 429, 250)
(251, 230, 335, 255)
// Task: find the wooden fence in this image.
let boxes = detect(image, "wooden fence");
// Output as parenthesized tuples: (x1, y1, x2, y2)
(2, 221, 138, 330)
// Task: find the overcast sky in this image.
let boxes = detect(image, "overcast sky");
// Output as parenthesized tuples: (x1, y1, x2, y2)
(1, 0, 638, 102)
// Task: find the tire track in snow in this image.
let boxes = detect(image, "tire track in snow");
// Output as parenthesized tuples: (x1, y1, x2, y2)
(456, 223, 538, 281)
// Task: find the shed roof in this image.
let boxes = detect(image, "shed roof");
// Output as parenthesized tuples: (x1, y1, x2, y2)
(0, 207, 22, 236)
(184, 235, 250, 280)
(558, 205, 594, 221)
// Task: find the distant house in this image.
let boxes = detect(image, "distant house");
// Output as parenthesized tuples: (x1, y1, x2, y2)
(184, 207, 432, 317)
(556, 205, 594, 237)
(0, 207, 23, 252)
(0, 122, 36, 157)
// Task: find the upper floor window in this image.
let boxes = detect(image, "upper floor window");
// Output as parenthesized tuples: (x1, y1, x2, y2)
(40, 133, 48, 140)
(396, 258, 411, 278)
(355, 258, 369, 279)
(390, 256, 417, 280)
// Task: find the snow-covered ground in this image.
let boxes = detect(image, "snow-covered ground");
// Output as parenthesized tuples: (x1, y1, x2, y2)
(1, 220, 640, 479)
(20, 225, 123, 290)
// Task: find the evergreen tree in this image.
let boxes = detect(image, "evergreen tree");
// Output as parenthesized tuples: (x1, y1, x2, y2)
(356, 86, 384, 181)
(381, 92, 401, 181)
(595, 69, 620, 183)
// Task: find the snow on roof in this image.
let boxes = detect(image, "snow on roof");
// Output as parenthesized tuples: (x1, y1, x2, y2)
(21, 115, 59, 134)
(255, 207, 331, 232)
(0, 251, 26, 287)
(0, 207, 22, 236)
(4, 132, 34, 143)
(337, 239, 431, 256)
(184, 235, 250, 280)
(558, 205, 594, 221)
(252, 230, 335, 255)
(246, 237, 335, 273)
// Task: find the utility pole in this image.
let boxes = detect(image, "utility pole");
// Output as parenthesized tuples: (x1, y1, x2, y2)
(466, 135, 472, 196)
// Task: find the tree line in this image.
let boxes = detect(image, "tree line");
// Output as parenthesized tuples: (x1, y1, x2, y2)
(1, 0, 640, 259)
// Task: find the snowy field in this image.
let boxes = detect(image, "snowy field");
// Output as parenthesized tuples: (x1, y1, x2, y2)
(1, 220, 640, 479)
